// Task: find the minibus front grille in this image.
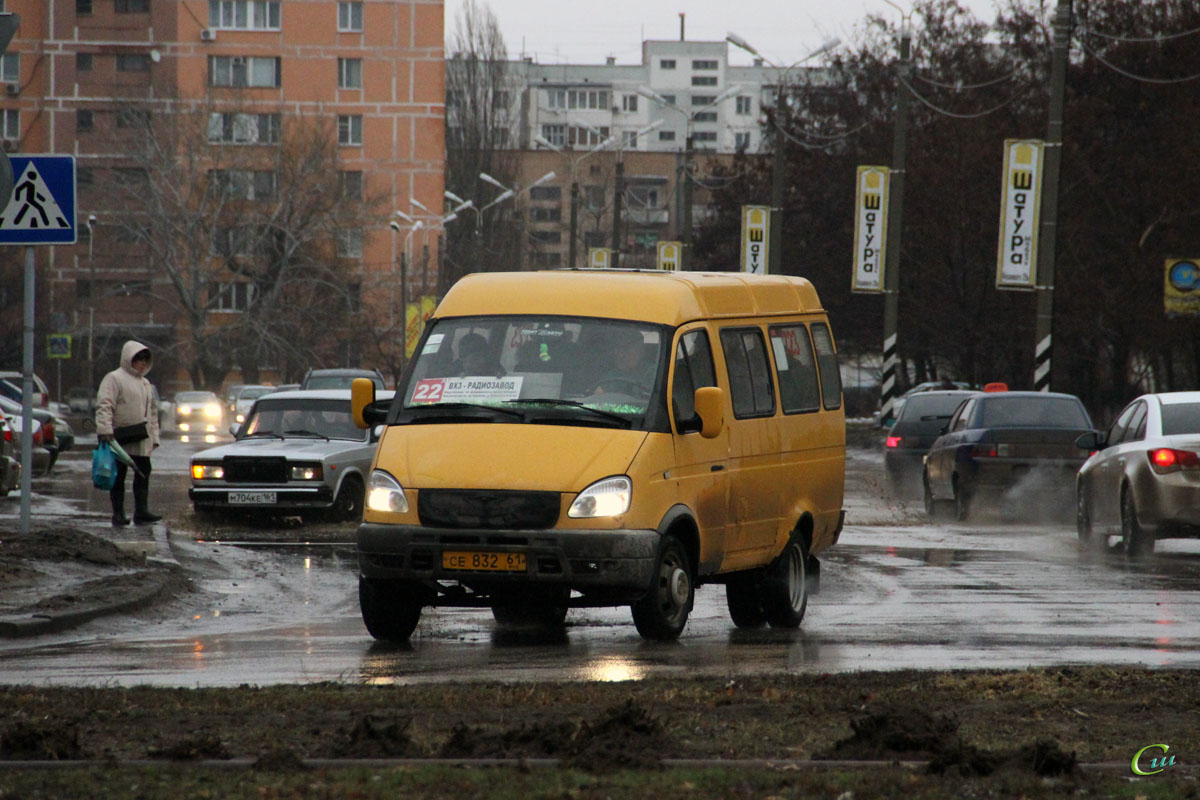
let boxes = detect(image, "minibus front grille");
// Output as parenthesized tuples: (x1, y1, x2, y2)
(418, 490, 560, 530)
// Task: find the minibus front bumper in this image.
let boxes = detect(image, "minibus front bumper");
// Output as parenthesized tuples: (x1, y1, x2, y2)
(357, 522, 660, 592)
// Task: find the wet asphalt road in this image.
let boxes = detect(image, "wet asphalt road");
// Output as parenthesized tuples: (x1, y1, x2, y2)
(2, 437, 1200, 687)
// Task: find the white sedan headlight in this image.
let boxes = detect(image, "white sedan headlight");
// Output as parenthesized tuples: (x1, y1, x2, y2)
(568, 476, 632, 518)
(204, 403, 222, 419)
(366, 470, 409, 514)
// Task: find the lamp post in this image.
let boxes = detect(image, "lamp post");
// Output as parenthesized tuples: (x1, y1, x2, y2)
(534, 134, 618, 268)
(478, 170, 556, 243)
(388, 217, 423, 372)
(726, 35, 840, 275)
(638, 84, 742, 270)
(85, 213, 97, 398)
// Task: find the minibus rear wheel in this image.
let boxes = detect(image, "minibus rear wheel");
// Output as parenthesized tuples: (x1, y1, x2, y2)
(762, 536, 808, 628)
(631, 534, 694, 641)
(359, 577, 422, 642)
(725, 574, 766, 629)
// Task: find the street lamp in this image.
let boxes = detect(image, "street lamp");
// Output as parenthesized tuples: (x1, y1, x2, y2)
(86, 214, 97, 398)
(535, 135, 619, 268)
(725, 35, 841, 275)
(638, 84, 743, 268)
(388, 218, 424, 371)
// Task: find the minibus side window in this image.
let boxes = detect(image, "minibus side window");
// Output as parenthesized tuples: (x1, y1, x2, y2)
(810, 323, 842, 411)
(672, 329, 716, 433)
(768, 324, 820, 414)
(720, 327, 776, 419)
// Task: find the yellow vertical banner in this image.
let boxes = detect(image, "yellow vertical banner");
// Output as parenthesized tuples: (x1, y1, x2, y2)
(588, 247, 611, 269)
(851, 166, 889, 293)
(656, 241, 682, 271)
(420, 295, 438, 324)
(1165, 259, 1200, 317)
(740, 205, 770, 274)
(996, 139, 1044, 289)
(405, 302, 422, 358)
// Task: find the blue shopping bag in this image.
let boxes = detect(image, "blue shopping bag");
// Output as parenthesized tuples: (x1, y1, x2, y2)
(91, 442, 117, 491)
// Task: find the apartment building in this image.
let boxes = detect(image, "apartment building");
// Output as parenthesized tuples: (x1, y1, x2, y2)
(0, 0, 444, 395)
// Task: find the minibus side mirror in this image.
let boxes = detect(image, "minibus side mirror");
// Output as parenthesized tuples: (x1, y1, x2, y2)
(352, 377, 383, 429)
(694, 386, 724, 439)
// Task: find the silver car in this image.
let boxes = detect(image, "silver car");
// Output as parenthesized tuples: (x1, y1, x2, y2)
(1076, 391, 1200, 556)
(189, 389, 393, 521)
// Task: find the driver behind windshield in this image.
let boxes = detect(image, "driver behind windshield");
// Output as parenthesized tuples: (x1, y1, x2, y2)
(452, 333, 505, 378)
(594, 328, 654, 396)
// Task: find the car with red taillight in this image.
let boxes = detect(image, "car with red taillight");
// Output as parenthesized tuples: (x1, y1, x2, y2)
(922, 391, 1096, 521)
(884, 390, 978, 497)
(1075, 391, 1200, 556)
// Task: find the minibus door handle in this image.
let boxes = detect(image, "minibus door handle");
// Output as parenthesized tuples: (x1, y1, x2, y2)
(711, 464, 725, 472)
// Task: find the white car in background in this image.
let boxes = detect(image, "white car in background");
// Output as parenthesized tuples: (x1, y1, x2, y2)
(232, 384, 277, 424)
(189, 389, 393, 522)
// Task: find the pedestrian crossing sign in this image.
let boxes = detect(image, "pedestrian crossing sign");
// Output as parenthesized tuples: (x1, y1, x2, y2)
(0, 155, 76, 245)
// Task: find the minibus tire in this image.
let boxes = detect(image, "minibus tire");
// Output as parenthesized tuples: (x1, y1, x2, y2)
(725, 574, 767, 629)
(359, 577, 422, 642)
(762, 537, 808, 628)
(631, 534, 693, 640)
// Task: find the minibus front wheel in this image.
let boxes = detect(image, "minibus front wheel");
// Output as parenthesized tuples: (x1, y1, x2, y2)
(631, 534, 694, 641)
(359, 576, 422, 642)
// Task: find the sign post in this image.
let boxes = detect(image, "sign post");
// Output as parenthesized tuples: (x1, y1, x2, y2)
(739, 205, 770, 274)
(0, 154, 77, 535)
(587, 247, 611, 269)
(656, 241, 682, 271)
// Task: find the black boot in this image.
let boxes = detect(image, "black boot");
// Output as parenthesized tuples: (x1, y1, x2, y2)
(133, 465, 161, 524)
(111, 475, 130, 525)
(112, 512, 131, 526)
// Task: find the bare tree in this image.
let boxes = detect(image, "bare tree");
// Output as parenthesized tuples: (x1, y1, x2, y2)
(101, 99, 384, 390)
(444, 0, 522, 286)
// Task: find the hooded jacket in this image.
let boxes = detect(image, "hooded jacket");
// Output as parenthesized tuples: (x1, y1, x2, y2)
(95, 339, 161, 457)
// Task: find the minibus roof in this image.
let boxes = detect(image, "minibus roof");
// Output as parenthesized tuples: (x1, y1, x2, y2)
(435, 270, 825, 326)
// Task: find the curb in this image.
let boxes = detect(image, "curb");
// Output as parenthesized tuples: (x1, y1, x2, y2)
(0, 520, 180, 639)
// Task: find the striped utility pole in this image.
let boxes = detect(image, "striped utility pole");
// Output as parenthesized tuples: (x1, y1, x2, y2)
(1032, 0, 1072, 391)
(879, 14, 910, 424)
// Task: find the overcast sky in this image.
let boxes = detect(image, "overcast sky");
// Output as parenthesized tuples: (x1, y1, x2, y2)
(444, 0, 1008, 66)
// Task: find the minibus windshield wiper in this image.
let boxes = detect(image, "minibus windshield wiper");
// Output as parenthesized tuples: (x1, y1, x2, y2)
(407, 402, 525, 420)
(505, 398, 631, 426)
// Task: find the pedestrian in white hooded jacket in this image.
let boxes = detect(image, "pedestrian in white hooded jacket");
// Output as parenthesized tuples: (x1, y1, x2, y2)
(95, 339, 162, 526)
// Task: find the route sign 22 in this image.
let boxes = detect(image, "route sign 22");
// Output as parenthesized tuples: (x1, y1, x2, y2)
(0, 155, 77, 245)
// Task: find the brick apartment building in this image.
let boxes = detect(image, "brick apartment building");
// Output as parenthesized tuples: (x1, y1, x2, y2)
(0, 0, 444, 397)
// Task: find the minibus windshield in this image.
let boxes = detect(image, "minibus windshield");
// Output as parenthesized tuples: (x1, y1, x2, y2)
(402, 316, 666, 427)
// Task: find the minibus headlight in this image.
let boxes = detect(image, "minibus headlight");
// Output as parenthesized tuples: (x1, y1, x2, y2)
(568, 476, 632, 518)
(366, 470, 409, 514)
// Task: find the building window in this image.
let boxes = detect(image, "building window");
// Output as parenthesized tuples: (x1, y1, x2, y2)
(115, 0, 149, 11)
(530, 230, 561, 244)
(209, 56, 281, 88)
(529, 186, 562, 202)
(337, 114, 362, 145)
(116, 108, 151, 128)
(116, 54, 152, 72)
(568, 125, 608, 147)
(692, 111, 717, 122)
(622, 94, 638, 112)
(208, 112, 281, 144)
(76, 0, 93, 14)
(661, 94, 676, 106)
(658, 130, 676, 142)
(339, 170, 363, 200)
(736, 95, 753, 115)
(1, 109, 17, 140)
(209, 169, 277, 200)
(540, 124, 565, 147)
(659, 59, 676, 69)
(337, 58, 362, 89)
(0, 54, 16, 83)
(209, 0, 281, 30)
(77, 110, 94, 133)
(692, 95, 715, 106)
(530, 251, 561, 268)
(530, 206, 561, 223)
(735, 131, 751, 151)
(692, 59, 718, 70)
(691, 76, 717, 87)
(77, 167, 93, 185)
(583, 230, 607, 247)
(337, 1, 363, 32)
(693, 131, 718, 143)
(546, 88, 611, 111)
(212, 281, 255, 312)
(622, 130, 638, 148)
(336, 229, 363, 258)
(76, 53, 93, 72)
(112, 167, 150, 186)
